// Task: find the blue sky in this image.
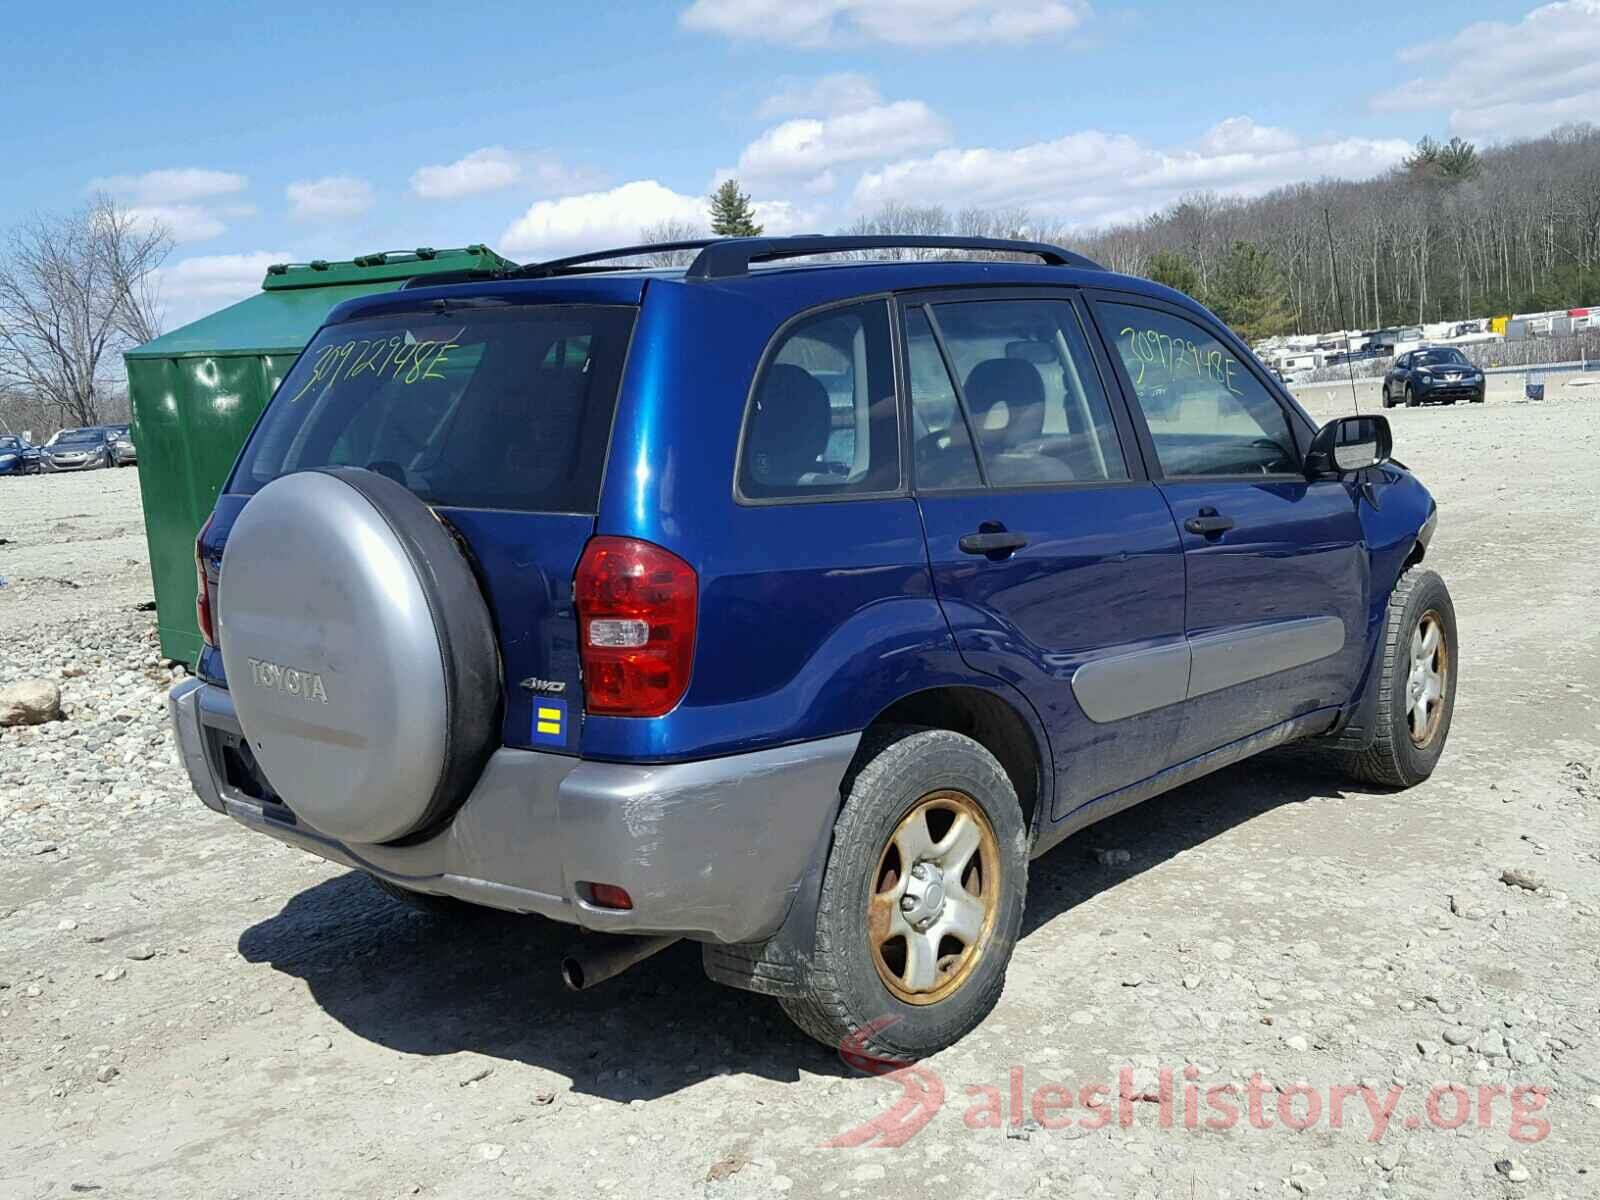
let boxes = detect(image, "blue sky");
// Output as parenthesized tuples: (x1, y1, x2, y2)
(8, 0, 1599, 326)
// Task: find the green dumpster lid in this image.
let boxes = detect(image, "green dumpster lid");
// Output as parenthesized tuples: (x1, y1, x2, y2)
(126, 245, 516, 359)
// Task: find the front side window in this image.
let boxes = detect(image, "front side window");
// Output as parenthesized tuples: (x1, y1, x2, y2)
(739, 300, 899, 500)
(1096, 302, 1299, 477)
(926, 299, 1129, 486)
(232, 305, 635, 513)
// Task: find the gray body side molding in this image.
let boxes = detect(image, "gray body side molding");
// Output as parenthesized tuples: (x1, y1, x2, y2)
(1071, 616, 1345, 724)
(1187, 617, 1346, 699)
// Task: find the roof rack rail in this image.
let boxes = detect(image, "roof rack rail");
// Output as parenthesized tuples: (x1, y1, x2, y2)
(514, 240, 718, 279)
(685, 235, 1102, 278)
(511, 235, 1102, 281)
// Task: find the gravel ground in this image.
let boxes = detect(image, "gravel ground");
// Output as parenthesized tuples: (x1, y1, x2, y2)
(2, 385, 1599, 1200)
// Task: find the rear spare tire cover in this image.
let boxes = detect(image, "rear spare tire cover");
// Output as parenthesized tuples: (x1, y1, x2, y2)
(218, 467, 500, 844)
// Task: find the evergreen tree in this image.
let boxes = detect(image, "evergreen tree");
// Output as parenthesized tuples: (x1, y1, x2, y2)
(708, 179, 763, 237)
(1145, 250, 1200, 296)
(1405, 134, 1480, 183)
(1207, 241, 1293, 343)
(1437, 136, 1481, 181)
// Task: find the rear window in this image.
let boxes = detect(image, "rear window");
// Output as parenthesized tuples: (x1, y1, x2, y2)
(231, 304, 636, 513)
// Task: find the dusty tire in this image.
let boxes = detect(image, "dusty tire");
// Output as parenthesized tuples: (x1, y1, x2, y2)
(779, 727, 1027, 1061)
(1404, 385, 1418, 408)
(1345, 567, 1457, 787)
(368, 873, 470, 917)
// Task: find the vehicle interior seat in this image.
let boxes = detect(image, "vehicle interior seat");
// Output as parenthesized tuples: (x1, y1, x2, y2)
(963, 358, 1067, 483)
(747, 362, 833, 488)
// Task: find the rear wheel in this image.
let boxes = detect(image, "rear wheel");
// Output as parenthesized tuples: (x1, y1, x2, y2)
(779, 727, 1027, 1061)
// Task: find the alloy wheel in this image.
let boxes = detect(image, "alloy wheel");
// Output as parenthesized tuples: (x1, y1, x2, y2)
(1407, 610, 1449, 746)
(867, 790, 1000, 1005)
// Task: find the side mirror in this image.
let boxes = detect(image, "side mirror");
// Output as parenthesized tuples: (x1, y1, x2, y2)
(1306, 414, 1392, 477)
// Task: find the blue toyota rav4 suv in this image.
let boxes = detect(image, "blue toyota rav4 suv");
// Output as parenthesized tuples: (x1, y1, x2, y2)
(170, 235, 1454, 1059)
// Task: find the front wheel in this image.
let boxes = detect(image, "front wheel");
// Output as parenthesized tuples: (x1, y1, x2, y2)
(1349, 567, 1457, 787)
(1404, 385, 1418, 408)
(780, 727, 1027, 1061)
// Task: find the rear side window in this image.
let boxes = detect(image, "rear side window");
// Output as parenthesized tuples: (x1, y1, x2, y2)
(738, 300, 900, 501)
(924, 299, 1129, 486)
(232, 305, 636, 513)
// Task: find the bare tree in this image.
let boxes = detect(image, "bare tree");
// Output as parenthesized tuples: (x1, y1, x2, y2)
(637, 219, 706, 266)
(0, 195, 171, 428)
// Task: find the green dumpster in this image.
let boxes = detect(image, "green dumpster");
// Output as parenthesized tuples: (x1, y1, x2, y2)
(125, 245, 514, 665)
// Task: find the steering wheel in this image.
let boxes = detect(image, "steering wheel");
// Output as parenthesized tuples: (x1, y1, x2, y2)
(1250, 438, 1293, 474)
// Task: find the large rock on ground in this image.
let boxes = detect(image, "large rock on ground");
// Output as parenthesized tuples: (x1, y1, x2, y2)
(0, 679, 62, 726)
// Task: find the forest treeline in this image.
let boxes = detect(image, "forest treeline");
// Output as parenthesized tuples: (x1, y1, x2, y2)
(843, 126, 1600, 343)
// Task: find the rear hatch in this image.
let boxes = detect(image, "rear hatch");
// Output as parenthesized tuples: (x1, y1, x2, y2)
(201, 291, 639, 755)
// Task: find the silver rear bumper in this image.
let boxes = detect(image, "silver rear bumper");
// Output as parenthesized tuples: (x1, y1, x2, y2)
(169, 678, 856, 943)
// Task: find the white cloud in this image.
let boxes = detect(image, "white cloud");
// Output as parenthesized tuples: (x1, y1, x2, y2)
(1372, 0, 1600, 138)
(412, 147, 523, 199)
(680, 0, 1091, 47)
(89, 168, 248, 241)
(89, 167, 247, 204)
(150, 251, 295, 328)
(757, 72, 882, 118)
(501, 180, 709, 258)
(1197, 116, 1301, 156)
(286, 175, 375, 221)
(124, 204, 227, 243)
(410, 147, 607, 201)
(751, 199, 817, 235)
(853, 119, 1411, 229)
(733, 100, 949, 191)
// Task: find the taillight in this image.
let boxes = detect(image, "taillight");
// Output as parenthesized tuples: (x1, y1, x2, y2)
(574, 536, 696, 717)
(195, 514, 216, 647)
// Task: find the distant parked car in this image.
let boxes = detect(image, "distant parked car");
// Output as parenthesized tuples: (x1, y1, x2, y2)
(0, 434, 39, 476)
(1382, 347, 1486, 408)
(40, 426, 114, 471)
(107, 423, 137, 467)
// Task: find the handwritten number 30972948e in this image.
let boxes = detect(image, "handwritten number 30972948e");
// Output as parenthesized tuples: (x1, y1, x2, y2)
(287, 333, 464, 404)
(1120, 325, 1244, 397)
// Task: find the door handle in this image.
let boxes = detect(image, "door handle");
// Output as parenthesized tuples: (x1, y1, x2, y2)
(1183, 508, 1235, 536)
(959, 530, 1029, 558)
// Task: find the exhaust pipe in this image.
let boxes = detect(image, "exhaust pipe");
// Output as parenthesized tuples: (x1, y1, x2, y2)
(561, 934, 679, 991)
